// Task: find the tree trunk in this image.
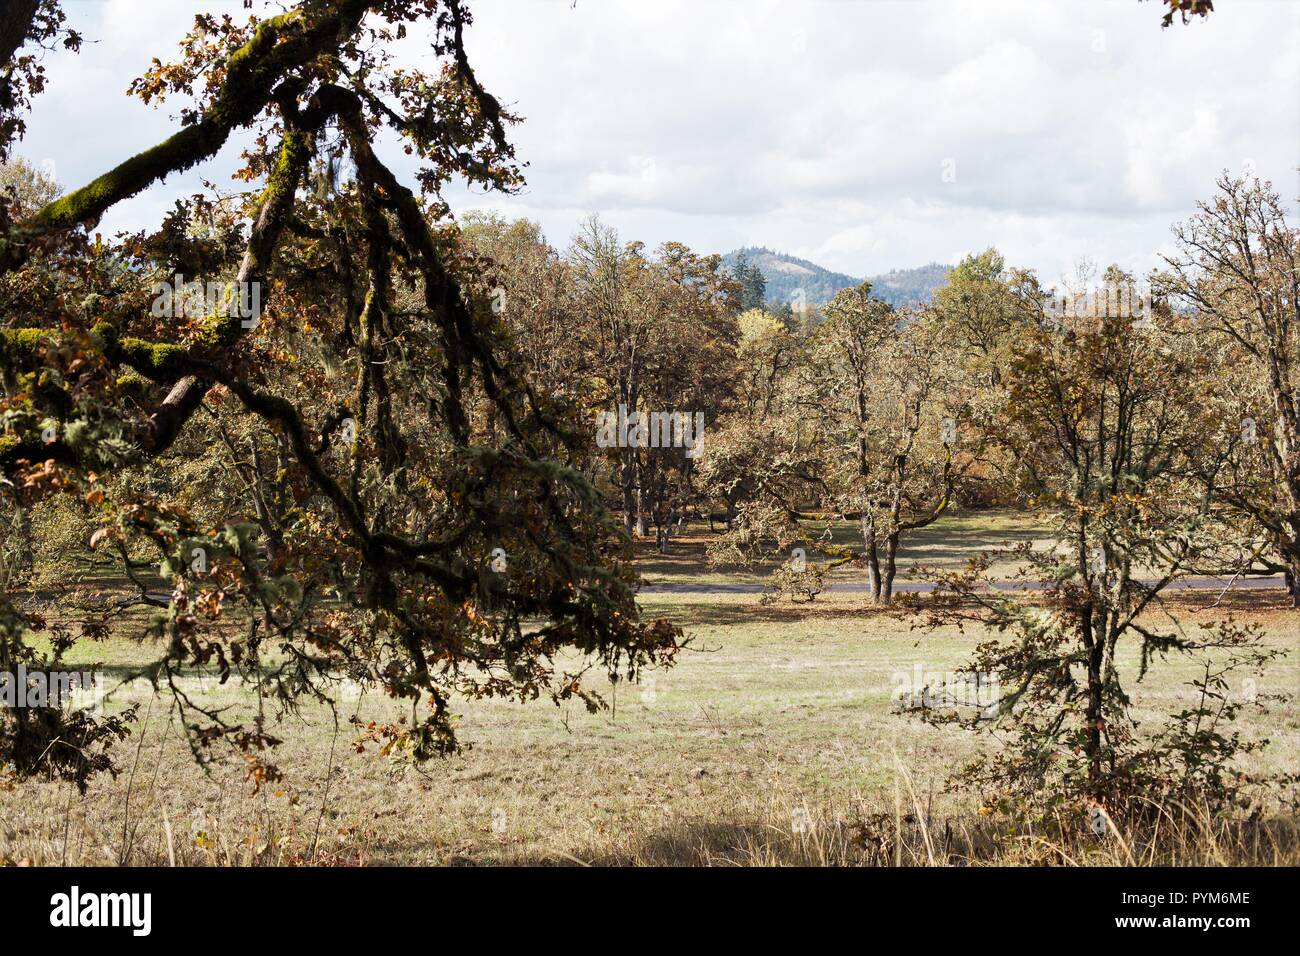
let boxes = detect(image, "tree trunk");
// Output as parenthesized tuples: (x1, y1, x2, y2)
(630, 449, 647, 538)
(861, 516, 881, 602)
(659, 506, 677, 554)
(1083, 609, 1105, 790)
(0, 0, 40, 70)
(621, 447, 635, 537)
(880, 531, 899, 605)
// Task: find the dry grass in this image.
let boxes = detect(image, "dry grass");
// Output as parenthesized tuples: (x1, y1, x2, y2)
(2, 586, 1296, 867)
(2, 511, 1296, 867)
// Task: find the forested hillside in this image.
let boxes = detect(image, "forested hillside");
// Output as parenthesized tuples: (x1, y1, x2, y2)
(723, 247, 951, 309)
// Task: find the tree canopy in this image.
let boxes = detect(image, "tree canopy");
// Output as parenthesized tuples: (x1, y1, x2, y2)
(0, 0, 680, 787)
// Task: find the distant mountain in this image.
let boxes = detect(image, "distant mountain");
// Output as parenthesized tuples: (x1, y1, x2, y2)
(722, 247, 860, 308)
(864, 262, 953, 309)
(722, 247, 951, 310)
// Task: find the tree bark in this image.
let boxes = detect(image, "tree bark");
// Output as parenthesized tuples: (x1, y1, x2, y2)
(861, 515, 881, 602)
(633, 455, 646, 537)
(621, 446, 635, 537)
(1083, 607, 1105, 790)
(0, 0, 39, 69)
(880, 531, 899, 605)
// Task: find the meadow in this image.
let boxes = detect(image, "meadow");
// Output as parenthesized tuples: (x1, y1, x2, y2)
(2, 510, 1296, 867)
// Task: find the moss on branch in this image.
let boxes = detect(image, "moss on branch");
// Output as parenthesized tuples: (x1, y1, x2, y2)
(25, 1, 367, 233)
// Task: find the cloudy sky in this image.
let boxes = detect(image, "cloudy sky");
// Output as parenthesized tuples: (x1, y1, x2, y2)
(17, 0, 1300, 285)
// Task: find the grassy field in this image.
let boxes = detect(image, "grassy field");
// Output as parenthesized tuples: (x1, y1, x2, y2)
(2, 509, 1297, 866)
(635, 507, 1049, 586)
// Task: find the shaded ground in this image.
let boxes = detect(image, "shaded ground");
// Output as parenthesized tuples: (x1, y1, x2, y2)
(635, 507, 1289, 600)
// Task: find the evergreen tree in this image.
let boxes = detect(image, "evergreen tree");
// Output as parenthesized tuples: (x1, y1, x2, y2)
(731, 250, 767, 311)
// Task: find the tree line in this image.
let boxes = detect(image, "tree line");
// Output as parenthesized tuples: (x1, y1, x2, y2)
(463, 184, 1299, 616)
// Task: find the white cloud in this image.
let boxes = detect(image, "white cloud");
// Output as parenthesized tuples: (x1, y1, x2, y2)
(13, 0, 1300, 282)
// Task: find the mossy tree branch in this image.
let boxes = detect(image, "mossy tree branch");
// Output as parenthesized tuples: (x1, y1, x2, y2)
(1, 0, 371, 271)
